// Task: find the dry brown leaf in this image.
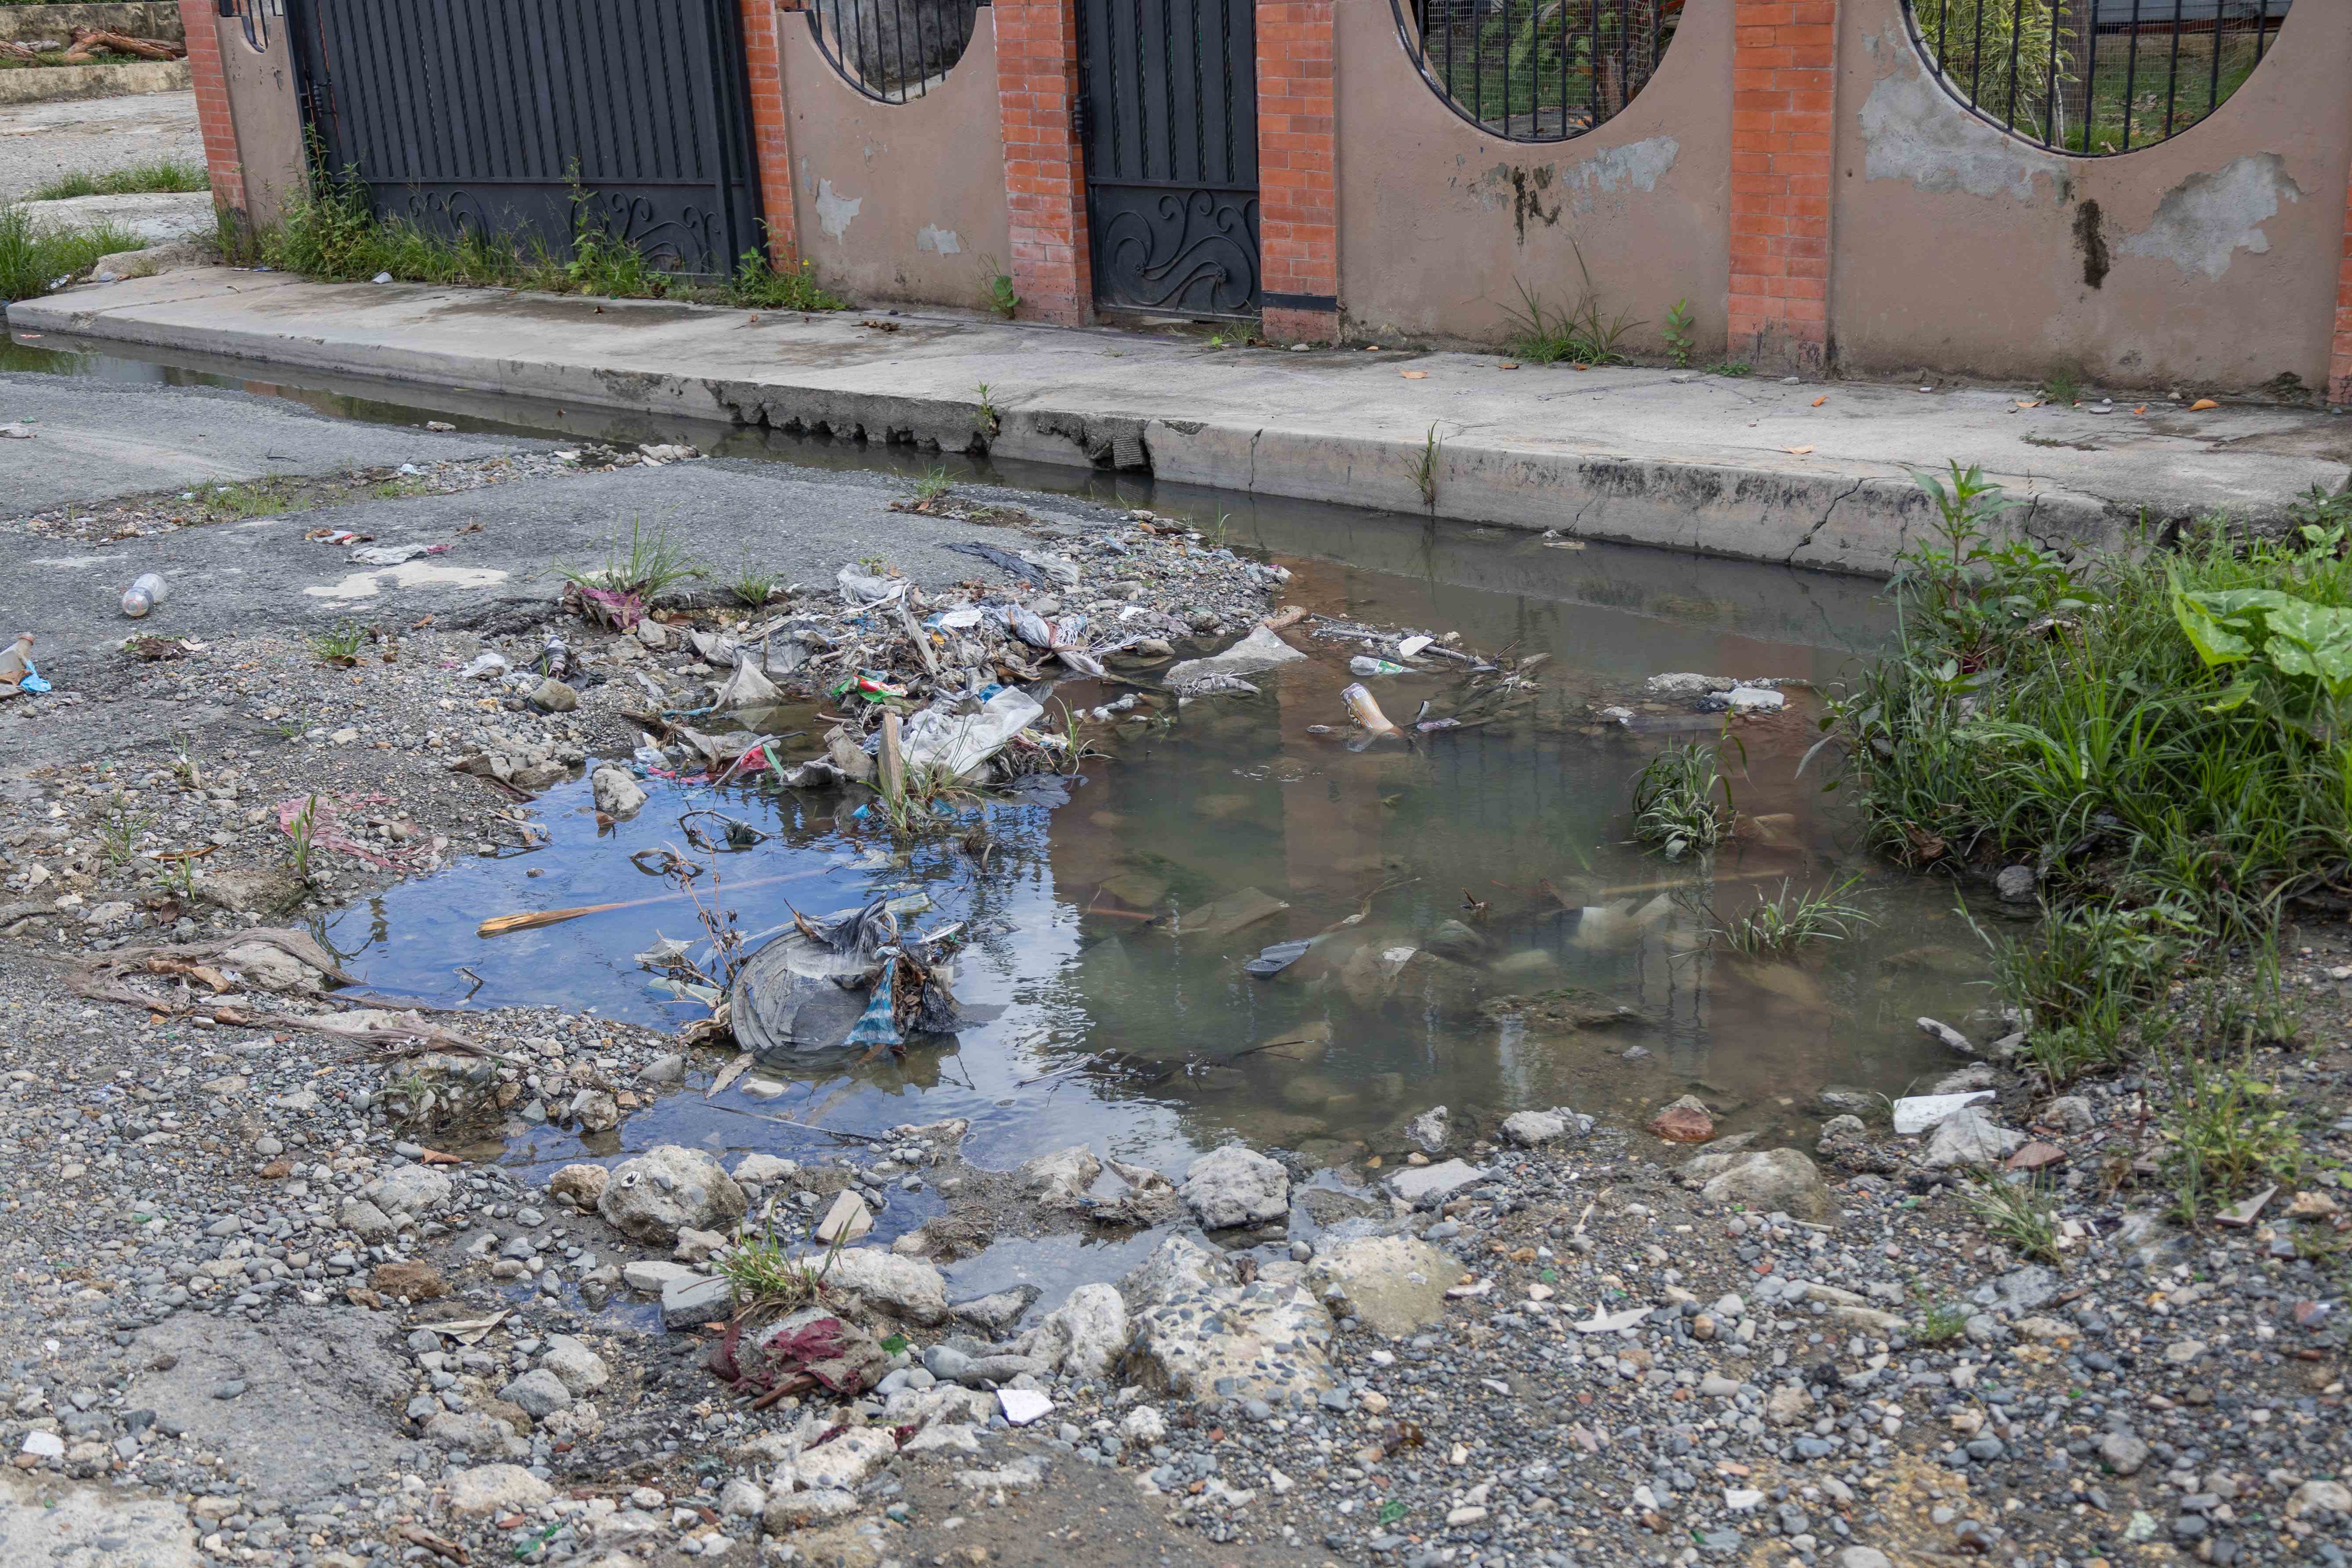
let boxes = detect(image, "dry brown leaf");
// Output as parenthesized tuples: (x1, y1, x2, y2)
(1497, 362, 1520, 370)
(1400, 370, 1428, 380)
(1785, 445, 1815, 455)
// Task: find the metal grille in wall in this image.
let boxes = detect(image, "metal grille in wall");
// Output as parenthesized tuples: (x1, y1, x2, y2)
(284, 0, 764, 278)
(1395, 0, 1682, 143)
(1906, 0, 2295, 155)
(1078, 0, 1262, 318)
(805, 0, 984, 103)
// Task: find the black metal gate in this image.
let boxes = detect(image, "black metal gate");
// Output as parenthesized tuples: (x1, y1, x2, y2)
(284, 0, 764, 279)
(1077, 0, 1261, 317)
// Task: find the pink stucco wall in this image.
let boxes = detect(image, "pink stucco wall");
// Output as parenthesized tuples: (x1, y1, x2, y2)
(780, 9, 1014, 308)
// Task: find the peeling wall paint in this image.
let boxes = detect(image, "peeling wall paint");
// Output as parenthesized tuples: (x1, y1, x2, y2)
(813, 179, 863, 241)
(1857, 65, 2061, 202)
(914, 225, 963, 255)
(2114, 154, 2304, 280)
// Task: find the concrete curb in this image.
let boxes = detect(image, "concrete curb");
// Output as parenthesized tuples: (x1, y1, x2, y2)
(13, 270, 2345, 577)
(0, 59, 187, 105)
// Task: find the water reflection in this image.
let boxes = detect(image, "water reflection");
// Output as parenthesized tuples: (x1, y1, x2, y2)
(321, 520, 1992, 1181)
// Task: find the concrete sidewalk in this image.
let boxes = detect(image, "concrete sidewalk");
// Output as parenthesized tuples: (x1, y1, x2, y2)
(14, 268, 2350, 575)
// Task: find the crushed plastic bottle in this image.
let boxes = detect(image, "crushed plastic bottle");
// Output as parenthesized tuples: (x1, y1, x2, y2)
(120, 572, 168, 619)
(1350, 656, 1408, 676)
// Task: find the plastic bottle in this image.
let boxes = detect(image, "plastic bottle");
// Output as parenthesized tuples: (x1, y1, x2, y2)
(1350, 656, 1408, 676)
(121, 572, 168, 618)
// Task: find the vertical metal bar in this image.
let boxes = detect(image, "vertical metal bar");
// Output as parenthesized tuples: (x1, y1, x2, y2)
(1499, 0, 1510, 137)
(2081, 0, 2098, 151)
(2254, 0, 2271, 65)
(1590, 0, 1608, 130)
(2159, 0, 2183, 140)
(2043, 0, 2062, 147)
(1617, 0, 1629, 128)
(1190, 0, 1205, 185)
(701, 0, 734, 274)
(1219, 0, 1236, 184)
(2204, 0, 2223, 121)
(2001, 0, 2025, 131)
(1969, 0, 1985, 107)
(2118, 0, 2141, 151)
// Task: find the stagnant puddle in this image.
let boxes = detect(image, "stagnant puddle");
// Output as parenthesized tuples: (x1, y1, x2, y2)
(12, 330, 2002, 1200)
(311, 521, 1996, 1192)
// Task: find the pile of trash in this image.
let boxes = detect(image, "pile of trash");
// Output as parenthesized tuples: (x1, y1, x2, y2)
(727, 894, 970, 1056)
(586, 514, 1295, 795)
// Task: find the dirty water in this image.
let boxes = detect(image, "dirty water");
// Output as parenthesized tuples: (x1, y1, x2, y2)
(9, 332, 1998, 1190)
(316, 532, 1994, 1190)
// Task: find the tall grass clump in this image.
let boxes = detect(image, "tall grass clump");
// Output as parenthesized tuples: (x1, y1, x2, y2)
(0, 207, 144, 302)
(1631, 740, 1736, 862)
(254, 167, 845, 311)
(1823, 463, 2352, 1098)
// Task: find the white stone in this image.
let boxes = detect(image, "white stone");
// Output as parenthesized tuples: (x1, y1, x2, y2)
(814, 1248, 948, 1324)
(591, 764, 647, 819)
(1179, 1145, 1289, 1230)
(447, 1464, 554, 1518)
(541, 1335, 610, 1396)
(1922, 1107, 2026, 1169)
(1892, 1090, 1996, 1136)
(597, 1145, 746, 1244)
(1306, 1234, 1460, 1336)
(815, 1190, 873, 1245)
(1019, 1282, 1128, 1379)
(790, 1427, 896, 1492)
(1386, 1158, 1490, 1205)
(997, 1388, 1054, 1426)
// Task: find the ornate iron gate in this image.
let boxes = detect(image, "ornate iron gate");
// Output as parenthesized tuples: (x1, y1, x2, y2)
(284, 0, 763, 279)
(1077, 0, 1261, 317)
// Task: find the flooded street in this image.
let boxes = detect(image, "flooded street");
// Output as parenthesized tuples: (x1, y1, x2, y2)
(316, 506, 1993, 1187)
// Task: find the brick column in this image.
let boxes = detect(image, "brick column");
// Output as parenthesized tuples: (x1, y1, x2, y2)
(182, 1, 245, 214)
(1726, 0, 1835, 374)
(740, 0, 800, 266)
(995, 0, 1091, 325)
(2331, 155, 2352, 408)
(1256, 0, 1338, 343)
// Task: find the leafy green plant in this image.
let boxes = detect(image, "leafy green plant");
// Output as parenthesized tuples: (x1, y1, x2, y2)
(912, 467, 954, 503)
(1661, 298, 1696, 368)
(1500, 247, 1644, 367)
(307, 622, 365, 667)
(973, 381, 1000, 436)
(202, 480, 293, 520)
(1706, 361, 1752, 378)
(30, 160, 208, 201)
(556, 518, 704, 600)
(1713, 876, 1874, 956)
(1631, 741, 1736, 861)
(1962, 1172, 2063, 1265)
(728, 249, 845, 311)
(978, 255, 1018, 318)
(2159, 1047, 2302, 1223)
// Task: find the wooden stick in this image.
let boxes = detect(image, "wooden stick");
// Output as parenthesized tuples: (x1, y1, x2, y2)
(475, 866, 836, 938)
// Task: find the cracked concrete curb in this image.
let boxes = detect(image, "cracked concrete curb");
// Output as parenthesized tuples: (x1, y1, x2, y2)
(16, 270, 2339, 578)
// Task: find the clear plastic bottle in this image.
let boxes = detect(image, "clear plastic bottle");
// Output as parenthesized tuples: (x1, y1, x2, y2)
(121, 572, 168, 618)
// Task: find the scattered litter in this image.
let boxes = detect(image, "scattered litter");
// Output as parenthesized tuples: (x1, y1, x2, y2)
(424, 420, 456, 431)
(714, 657, 782, 710)
(1890, 1090, 1994, 1136)
(1161, 887, 1288, 939)
(1242, 938, 1316, 978)
(837, 565, 906, 606)
(349, 542, 451, 566)
(371, 271, 393, 284)
(1341, 682, 1401, 739)
(1165, 624, 1306, 691)
(898, 688, 1046, 779)
(2189, 398, 2219, 411)
(460, 652, 510, 680)
(1350, 656, 1408, 676)
(1398, 635, 1434, 658)
(997, 1388, 1054, 1426)
(119, 571, 168, 619)
(2213, 1183, 2276, 1228)
(0, 422, 33, 439)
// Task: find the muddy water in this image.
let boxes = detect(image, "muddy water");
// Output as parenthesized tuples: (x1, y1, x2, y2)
(317, 523, 1993, 1183)
(8, 332, 1993, 1176)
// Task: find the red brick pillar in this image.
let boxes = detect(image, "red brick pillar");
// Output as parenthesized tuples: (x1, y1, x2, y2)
(181, 1, 245, 214)
(2331, 156, 2352, 408)
(740, 0, 800, 266)
(1727, 0, 1835, 374)
(995, 0, 1092, 325)
(1256, 0, 1338, 343)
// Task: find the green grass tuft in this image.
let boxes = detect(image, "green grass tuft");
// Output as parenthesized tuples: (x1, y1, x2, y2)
(0, 206, 144, 302)
(29, 159, 209, 201)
